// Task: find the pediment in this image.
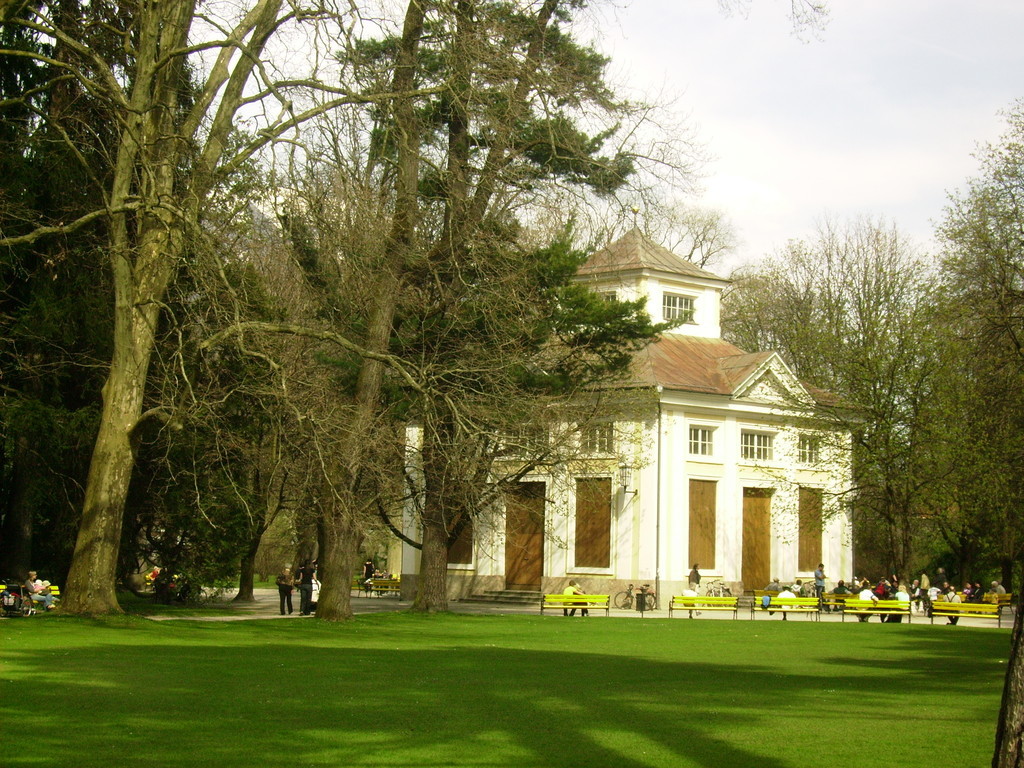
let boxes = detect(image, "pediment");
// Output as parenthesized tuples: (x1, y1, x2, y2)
(730, 354, 811, 406)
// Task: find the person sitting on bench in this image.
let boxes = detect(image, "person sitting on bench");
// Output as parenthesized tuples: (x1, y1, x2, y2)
(776, 585, 796, 620)
(563, 580, 588, 617)
(24, 572, 56, 611)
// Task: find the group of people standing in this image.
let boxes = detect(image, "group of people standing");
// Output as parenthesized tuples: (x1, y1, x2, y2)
(275, 562, 318, 616)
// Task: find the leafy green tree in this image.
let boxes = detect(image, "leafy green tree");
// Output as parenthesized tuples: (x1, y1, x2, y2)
(723, 218, 943, 577)
(1, 0, 410, 613)
(201, 0, 687, 618)
(0, 1, 116, 580)
(940, 102, 1024, 364)
(383, 0, 673, 613)
(920, 336, 1024, 587)
(935, 101, 1024, 768)
(398, 233, 665, 611)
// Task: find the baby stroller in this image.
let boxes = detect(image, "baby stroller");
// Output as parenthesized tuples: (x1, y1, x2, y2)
(1, 580, 29, 617)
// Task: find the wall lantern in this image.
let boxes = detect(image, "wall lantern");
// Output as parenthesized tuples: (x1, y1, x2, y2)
(619, 464, 634, 493)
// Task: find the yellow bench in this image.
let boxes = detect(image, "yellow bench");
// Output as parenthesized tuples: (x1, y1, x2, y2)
(540, 594, 610, 616)
(931, 601, 1003, 627)
(669, 595, 739, 619)
(752, 596, 820, 620)
(0, 583, 59, 595)
(352, 577, 374, 597)
(367, 578, 401, 597)
(821, 592, 853, 612)
(841, 599, 911, 622)
(985, 593, 1013, 613)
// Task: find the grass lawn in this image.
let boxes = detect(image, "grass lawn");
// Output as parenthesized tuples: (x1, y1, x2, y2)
(0, 612, 1008, 768)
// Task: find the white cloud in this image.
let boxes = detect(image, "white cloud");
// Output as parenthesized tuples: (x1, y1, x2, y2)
(591, 0, 1024, 267)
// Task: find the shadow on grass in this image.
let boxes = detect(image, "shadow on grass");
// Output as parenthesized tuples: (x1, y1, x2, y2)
(116, 591, 243, 617)
(0, 616, 1007, 768)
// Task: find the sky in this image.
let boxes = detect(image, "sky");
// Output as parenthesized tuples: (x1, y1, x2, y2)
(588, 0, 1024, 272)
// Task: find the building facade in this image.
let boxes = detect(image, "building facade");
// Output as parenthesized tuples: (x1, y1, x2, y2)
(402, 230, 853, 600)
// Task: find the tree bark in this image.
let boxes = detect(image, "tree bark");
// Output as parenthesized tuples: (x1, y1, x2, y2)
(309, 277, 396, 616)
(413, 512, 449, 613)
(63, 285, 168, 613)
(234, 532, 263, 602)
(315, 510, 361, 621)
(305, 0, 425, 618)
(994, 561, 1024, 767)
(61, 0, 194, 614)
(411, 407, 472, 612)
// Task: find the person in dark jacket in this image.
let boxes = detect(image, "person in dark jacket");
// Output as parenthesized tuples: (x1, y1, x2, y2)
(296, 562, 316, 615)
(275, 567, 294, 615)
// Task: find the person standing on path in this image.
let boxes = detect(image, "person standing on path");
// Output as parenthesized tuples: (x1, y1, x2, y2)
(688, 564, 701, 592)
(297, 562, 315, 615)
(275, 567, 295, 615)
(814, 564, 826, 602)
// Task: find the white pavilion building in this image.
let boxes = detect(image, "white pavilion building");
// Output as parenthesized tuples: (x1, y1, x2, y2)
(401, 229, 854, 601)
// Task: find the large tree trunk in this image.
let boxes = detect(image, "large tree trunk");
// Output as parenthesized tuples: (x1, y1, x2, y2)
(306, 273, 399, 616)
(315, 511, 360, 621)
(993, 562, 1024, 767)
(63, 122, 180, 614)
(413, 499, 450, 613)
(61, 0, 192, 614)
(411, 407, 455, 613)
(63, 296, 164, 613)
(234, 531, 263, 602)
(298, 0, 425, 619)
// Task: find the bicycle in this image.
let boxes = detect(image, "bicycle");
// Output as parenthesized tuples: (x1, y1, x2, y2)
(703, 579, 732, 598)
(613, 583, 656, 610)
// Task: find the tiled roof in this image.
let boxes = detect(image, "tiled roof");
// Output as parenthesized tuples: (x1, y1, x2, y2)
(578, 228, 727, 282)
(628, 335, 839, 407)
(576, 229, 834, 406)
(631, 335, 772, 395)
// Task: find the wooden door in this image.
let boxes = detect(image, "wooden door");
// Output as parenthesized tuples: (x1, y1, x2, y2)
(575, 477, 612, 568)
(742, 488, 772, 591)
(798, 487, 823, 572)
(688, 479, 717, 570)
(505, 481, 545, 589)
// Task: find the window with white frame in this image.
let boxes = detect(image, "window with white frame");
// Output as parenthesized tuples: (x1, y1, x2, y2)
(503, 426, 548, 456)
(600, 290, 617, 302)
(581, 423, 614, 454)
(689, 426, 714, 456)
(662, 293, 696, 323)
(740, 431, 774, 461)
(798, 435, 820, 465)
